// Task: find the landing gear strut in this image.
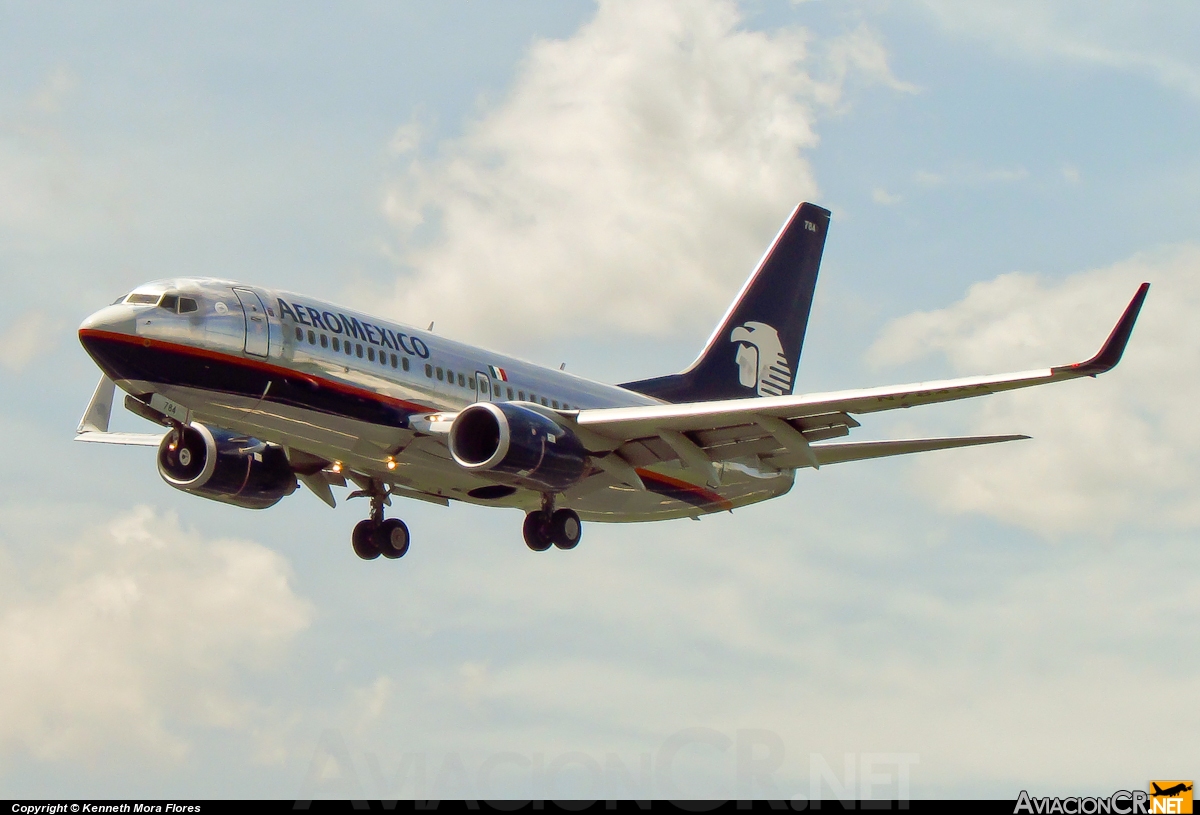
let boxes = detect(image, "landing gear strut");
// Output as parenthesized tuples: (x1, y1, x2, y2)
(523, 495, 582, 552)
(349, 479, 410, 561)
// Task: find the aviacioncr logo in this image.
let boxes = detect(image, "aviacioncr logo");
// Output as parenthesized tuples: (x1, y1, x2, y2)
(730, 321, 792, 396)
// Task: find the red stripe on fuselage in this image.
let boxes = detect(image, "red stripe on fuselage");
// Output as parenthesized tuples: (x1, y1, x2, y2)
(78, 328, 437, 415)
(635, 467, 734, 511)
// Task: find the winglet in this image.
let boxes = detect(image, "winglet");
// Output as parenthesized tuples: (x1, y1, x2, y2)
(78, 375, 116, 434)
(1051, 282, 1149, 377)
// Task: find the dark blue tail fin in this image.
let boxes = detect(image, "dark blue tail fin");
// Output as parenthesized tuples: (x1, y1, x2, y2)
(621, 202, 830, 402)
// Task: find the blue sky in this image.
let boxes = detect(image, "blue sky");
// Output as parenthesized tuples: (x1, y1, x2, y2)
(1, 0, 1197, 799)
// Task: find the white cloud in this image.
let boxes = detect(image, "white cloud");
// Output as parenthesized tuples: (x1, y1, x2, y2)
(867, 244, 1200, 533)
(0, 310, 59, 372)
(824, 24, 920, 96)
(292, 506, 1200, 797)
(377, 0, 910, 346)
(0, 506, 312, 762)
(871, 187, 902, 205)
(913, 164, 1029, 187)
(916, 0, 1200, 100)
(30, 66, 78, 115)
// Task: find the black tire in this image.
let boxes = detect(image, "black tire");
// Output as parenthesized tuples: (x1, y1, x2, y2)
(352, 520, 381, 560)
(374, 518, 410, 559)
(522, 511, 553, 552)
(550, 509, 582, 550)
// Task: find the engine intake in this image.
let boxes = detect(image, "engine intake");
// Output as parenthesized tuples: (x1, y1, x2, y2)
(449, 402, 587, 492)
(158, 423, 296, 509)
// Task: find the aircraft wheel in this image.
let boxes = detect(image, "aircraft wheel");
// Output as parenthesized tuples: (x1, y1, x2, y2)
(550, 509, 582, 550)
(352, 520, 381, 560)
(522, 511, 554, 552)
(374, 518, 410, 559)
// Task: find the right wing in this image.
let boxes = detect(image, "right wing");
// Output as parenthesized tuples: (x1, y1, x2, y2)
(565, 283, 1148, 482)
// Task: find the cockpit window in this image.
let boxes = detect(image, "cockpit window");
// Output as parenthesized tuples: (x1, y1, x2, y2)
(159, 294, 179, 311)
(126, 293, 160, 305)
(178, 298, 198, 313)
(112, 294, 128, 305)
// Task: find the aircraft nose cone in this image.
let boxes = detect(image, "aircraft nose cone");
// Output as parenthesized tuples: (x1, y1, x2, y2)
(79, 304, 136, 336)
(79, 304, 140, 382)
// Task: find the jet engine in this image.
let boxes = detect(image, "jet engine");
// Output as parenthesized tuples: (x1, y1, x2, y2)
(448, 402, 588, 492)
(157, 423, 296, 509)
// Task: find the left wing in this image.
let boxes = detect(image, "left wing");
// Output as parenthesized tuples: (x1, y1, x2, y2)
(74, 375, 165, 446)
(567, 283, 1148, 477)
(75, 431, 165, 446)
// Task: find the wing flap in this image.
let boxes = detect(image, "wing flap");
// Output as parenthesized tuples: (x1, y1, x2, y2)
(766, 434, 1029, 469)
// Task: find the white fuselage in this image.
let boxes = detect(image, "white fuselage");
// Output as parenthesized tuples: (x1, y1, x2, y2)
(79, 278, 796, 521)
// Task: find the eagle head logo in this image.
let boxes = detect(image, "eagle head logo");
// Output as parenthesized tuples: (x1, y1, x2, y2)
(730, 321, 792, 396)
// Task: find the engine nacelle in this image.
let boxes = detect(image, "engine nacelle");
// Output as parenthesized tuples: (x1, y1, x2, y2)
(157, 423, 296, 509)
(448, 402, 588, 492)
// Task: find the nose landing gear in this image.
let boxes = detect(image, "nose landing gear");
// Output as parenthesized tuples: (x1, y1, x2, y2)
(349, 479, 410, 561)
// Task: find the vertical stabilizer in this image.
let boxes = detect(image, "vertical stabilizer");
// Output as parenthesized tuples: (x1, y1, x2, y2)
(622, 202, 830, 402)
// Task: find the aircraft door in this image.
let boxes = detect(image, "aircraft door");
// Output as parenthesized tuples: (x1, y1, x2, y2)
(475, 371, 492, 402)
(233, 288, 270, 357)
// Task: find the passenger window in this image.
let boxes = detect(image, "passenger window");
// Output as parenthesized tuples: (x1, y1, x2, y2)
(402, 357, 410, 372)
(367, 347, 375, 361)
(425, 363, 432, 377)
(332, 337, 340, 351)
(160, 294, 179, 311)
(390, 353, 397, 368)
(436, 368, 443, 381)
(541, 397, 548, 406)
(356, 344, 363, 358)
(458, 373, 465, 387)
(518, 391, 525, 400)
(447, 369, 454, 384)
(468, 377, 476, 390)
(480, 380, 488, 394)
(345, 342, 351, 355)
(295, 327, 303, 341)
(320, 334, 328, 348)
(552, 400, 559, 409)
(308, 330, 316, 345)
(179, 298, 198, 313)
(507, 387, 514, 400)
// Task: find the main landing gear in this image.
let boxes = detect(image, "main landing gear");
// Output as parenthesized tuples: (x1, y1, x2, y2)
(349, 481, 410, 561)
(523, 496, 582, 552)
(346, 483, 581, 560)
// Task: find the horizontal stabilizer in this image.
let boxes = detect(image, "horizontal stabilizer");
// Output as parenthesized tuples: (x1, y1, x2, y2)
(807, 434, 1029, 467)
(75, 431, 165, 446)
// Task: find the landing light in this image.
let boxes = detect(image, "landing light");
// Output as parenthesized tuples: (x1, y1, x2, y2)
(331, 461, 342, 473)
(386, 458, 396, 470)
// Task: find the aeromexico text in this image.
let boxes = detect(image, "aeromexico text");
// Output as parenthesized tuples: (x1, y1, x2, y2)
(276, 299, 431, 359)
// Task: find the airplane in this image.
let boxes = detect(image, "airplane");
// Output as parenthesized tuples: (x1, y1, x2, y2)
(75, 202, 1150, 560)
(1152, 783, 1192, 797)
